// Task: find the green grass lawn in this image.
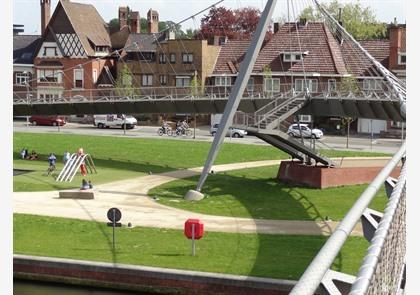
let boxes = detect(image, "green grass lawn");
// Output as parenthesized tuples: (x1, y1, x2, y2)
(151, 165, 388, 221)
(14, 214, 368, 280)
(13, 132, 288, 192)
(14, 132, 389, 192)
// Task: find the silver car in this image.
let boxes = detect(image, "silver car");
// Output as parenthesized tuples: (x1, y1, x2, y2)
(287, 123, 323, 139)
(210, 124, 247, 138)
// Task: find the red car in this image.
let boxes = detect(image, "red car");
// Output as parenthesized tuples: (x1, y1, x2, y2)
(29, 115, 66, 126)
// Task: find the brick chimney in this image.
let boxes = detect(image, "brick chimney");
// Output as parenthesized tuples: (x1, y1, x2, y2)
(147, 9, 159, 34)
(130, 11, 141, 33)
(119, 6, 128, 29)
(388, 20, 405, 70)
(40, 0, 51, 33)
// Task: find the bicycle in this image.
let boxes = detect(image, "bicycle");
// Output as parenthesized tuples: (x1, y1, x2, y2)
(157, 126, 173, 136)
(45, 164, 56, 176)
(174, 127, 192, 137)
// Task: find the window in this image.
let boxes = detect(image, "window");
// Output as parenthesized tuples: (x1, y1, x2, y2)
(38, 69, 61, 83)
(398, 53, 406, 65)
(159, 75, 167, 85)
(142, 74, 153, 86)
(16, 72, 29, 85)
(215, 76, 232, 86)
(170, 53, 176, 63)
(299, 115, 312, 123)
(295, 79, 318, 93)
(363, 79, 382, 91)
(176, 76, 191, 87)
(182, 53, 194, 64)
(328, 79, 337, 92)
(246, 77, 254, 92)
(74, 69, 84, 88)
(95, 46, 108, 53)
(159, 53, 167, 64)
(43, 47, 58, 57)
(283, 53, 303, 62)
(264, 78, 280, 93)
(92, 69, 98, 83)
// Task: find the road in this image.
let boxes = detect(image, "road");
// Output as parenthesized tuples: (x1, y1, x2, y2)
(13, 121, 403, 154)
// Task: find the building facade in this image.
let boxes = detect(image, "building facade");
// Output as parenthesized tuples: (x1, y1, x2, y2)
(32, 0, 115, 101)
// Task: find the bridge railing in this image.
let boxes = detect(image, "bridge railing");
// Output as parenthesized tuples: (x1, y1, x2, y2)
(13, 81, 398, 104)
(289, 143, 406, 295)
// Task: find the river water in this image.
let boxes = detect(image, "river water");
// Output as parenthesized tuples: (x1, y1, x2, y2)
(14, 280, 158, 295)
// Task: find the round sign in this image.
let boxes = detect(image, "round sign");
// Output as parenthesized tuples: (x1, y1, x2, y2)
(107, 208, 122, 223)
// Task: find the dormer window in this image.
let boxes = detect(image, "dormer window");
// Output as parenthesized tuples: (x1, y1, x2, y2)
(43, 47, 58, 57)
(95, 46, 108, 53)
(282, 52, 304, 62)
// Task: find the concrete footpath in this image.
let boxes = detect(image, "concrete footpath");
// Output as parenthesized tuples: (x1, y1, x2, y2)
(13, 159, 369, 236)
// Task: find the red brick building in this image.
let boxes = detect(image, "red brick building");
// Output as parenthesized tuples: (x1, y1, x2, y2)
(210, 20, 405, 135)
(33, 0, 115, 100)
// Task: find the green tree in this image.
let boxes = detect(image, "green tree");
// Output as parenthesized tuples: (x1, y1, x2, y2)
(115, 64, 135, 97)
(191, 75, 204, 96)
(299, 0, 387, 40)
(339, 76, 360, 94)
(108, 18, 120, 32)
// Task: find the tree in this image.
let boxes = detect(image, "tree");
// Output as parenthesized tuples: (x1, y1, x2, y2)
(299, 0, 387, 40)
(108, 18, 120, 32)
(115, 64, 135, 97)
(199, 6, 261, 40)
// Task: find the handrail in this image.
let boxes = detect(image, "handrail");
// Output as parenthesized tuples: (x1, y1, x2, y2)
(349, 162, 407, 294)
(289, 142, 406, 295)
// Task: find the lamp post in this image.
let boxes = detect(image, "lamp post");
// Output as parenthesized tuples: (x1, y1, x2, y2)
(24, 74, 30, 128)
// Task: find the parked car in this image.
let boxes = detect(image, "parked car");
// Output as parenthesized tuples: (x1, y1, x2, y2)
(29, 115, 66, 126)
(210, 124, 247, 138)
(93, 114, 137, 129)
(287, 123, 324, 139)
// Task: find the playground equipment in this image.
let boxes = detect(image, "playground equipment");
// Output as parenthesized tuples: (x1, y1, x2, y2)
(56, 149, 97, 182)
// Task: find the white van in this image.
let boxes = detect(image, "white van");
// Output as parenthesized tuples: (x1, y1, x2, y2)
(93, 114, 137, 129)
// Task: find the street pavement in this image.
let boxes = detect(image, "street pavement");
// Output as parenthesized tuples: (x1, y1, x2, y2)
(13, 121, 403, 154)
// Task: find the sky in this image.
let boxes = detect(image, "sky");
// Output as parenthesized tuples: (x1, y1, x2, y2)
(13, 0, 406, 35)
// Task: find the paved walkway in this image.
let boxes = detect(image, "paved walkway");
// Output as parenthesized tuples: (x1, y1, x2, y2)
(13, 159, 373, 237)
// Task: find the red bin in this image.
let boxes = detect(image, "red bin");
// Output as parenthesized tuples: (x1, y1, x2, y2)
(184, 219, 204, 240)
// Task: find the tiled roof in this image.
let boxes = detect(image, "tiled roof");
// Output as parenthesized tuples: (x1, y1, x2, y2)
(342, 39, 389, 76)
(213, 40, 251, 74)
(254, 22, 341, 74)
(124, 33, 165, 52)
(61, 0, 111, 56)
(212, 21, 390, 77)
(13, 35, 42, 64)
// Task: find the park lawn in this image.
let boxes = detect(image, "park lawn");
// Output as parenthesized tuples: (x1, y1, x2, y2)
(13, 132, 390, 192)
(13, 132, 287, 191)
(151, 165, 388, 221)
(14, 214, 368, 280)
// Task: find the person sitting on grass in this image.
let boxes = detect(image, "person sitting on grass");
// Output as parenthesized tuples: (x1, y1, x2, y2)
(88, 180, 93, 189)
(28, 150, 38, 160)
(80, 179, 90, 191)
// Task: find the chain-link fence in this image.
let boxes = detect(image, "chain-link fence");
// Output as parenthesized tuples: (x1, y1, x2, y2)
(350, 163, 406, 295)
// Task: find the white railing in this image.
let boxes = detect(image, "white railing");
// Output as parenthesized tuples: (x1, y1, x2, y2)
(13, 81, 399, 105)
(290, 142, 406, 295)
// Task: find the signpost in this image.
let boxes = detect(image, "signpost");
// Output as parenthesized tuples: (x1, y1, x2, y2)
(184, 219, 204, 256)
(107, 207, 122, 250)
